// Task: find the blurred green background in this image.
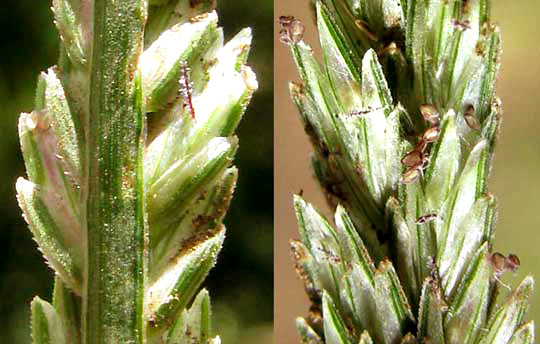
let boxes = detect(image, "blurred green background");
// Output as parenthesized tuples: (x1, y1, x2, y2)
(275, 0, 540, 342)
(0, 1, 273, 343)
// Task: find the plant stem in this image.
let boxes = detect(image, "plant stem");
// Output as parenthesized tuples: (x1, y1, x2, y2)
(85, 1, 146, 342)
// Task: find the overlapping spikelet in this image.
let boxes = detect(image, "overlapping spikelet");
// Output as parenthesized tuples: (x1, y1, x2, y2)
(281, 1, 534, 342)
(18, 1, 256, 342)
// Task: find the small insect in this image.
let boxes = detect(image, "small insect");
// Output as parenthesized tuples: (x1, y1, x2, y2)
(422, 126, 440, 143)
(354, 19, 378, 42)
(180, 63, 195, 119)
(278, 16, 305, 45)
(416, 213, 438, 224)
(419, 104, 440, 125)
(463, 104, 481, 130)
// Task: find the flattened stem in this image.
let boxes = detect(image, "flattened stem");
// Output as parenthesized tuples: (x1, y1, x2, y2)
(85, 1, 146, 343)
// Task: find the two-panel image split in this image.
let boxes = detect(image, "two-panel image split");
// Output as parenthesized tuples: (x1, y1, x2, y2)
(0, 0, 538, 343)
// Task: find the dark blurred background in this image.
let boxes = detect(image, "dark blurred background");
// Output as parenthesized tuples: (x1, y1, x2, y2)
(0, 1, 273, 343)
(275, 0, 540, 342)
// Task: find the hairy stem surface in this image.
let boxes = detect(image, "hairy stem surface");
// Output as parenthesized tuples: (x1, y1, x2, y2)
(85, 1, 146, 342)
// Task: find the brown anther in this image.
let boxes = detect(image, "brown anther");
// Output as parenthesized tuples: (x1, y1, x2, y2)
(378, 42, 398, 56)
(422, 126, 440, 143)
(452, 19, 471, 30)
(308, 304, 323, 328)
(401, 150, 423, 167)
(419, 104, 440, 125)
(278, 16, 305, 45)
(416, 213, 438, 224)
(493, 97, 502, 109)
(278, 16, 295, 25)
(475, 41, 485, 55)
(464, 104, 475, 115)
(290, 81, 305, 96)
(491, 252, 506, 273)
(463, 104, 481, 130)
(278, 29, 289, 45)
(354, 19, 378, 42)
(290, 239, 308, 261)
(506, 254, 520, 272)
(400, 165, 422, 184)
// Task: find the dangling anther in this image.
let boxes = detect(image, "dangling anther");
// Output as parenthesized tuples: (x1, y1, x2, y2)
(278, 16, 305, 45)
(422, 126, 440, 143)
(419, 104, 440, 125)
(354, 19, 378, 42)
(490, 252, 513, 291)
(377, 42, 398, 57)
(451, 19, 471, 30)
(505, 254, 520, 272)
(400, 164, 422, 184)
(401, 150, 424, 168)
(490, 252, 506, 274)
(464, 104, 481, 130)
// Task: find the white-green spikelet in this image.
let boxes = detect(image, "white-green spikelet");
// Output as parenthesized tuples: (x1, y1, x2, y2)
(281, 0, 534, 343)
(17, 1, 257, 342)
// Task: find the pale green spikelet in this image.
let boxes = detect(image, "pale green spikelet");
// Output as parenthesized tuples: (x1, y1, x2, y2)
(18, 1, 256, 342)
(31, 296, 66, 344)
(281, 0, 534, 343)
